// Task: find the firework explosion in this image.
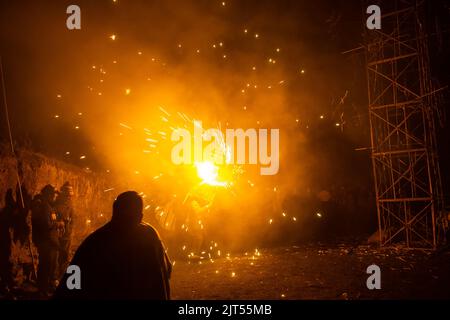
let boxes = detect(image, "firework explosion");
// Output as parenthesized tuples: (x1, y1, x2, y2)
(0, 0, 372, 262)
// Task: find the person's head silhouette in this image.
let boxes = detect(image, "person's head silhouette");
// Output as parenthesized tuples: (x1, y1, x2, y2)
(40, 184, 56, 202)
(111, 191, 143, 226)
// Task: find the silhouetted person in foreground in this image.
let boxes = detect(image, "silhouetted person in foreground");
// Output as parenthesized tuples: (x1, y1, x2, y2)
(53, 191, 172, 300)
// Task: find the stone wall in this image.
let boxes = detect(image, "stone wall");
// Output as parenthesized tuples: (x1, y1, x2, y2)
(0, 146, 117, 284)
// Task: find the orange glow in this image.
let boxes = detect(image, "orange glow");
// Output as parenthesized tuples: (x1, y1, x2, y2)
(195, 161, 227, 186)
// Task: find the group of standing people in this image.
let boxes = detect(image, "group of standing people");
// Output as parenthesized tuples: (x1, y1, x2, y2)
(2, 184, 172, 300)
(31, 182, 75, 296)
(0, 182, 75, 297)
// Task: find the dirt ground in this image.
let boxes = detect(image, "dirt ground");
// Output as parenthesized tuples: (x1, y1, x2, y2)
(170, 243, 450, 300)
(5, 242, 450, 300)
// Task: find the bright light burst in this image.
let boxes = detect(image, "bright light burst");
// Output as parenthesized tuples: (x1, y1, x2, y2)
(195, 161, 227, 186)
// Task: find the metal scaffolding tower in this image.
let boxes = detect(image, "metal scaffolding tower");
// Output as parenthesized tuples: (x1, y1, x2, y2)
(365, 0, 444, 248)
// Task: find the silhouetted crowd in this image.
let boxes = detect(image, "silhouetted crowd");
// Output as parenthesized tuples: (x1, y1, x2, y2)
(0, 182, 74, 298)
(32, 183, 75, 297)
(0, 186, 172, 300)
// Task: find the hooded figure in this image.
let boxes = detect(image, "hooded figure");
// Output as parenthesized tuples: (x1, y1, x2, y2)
(53, 191, 172, 300)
